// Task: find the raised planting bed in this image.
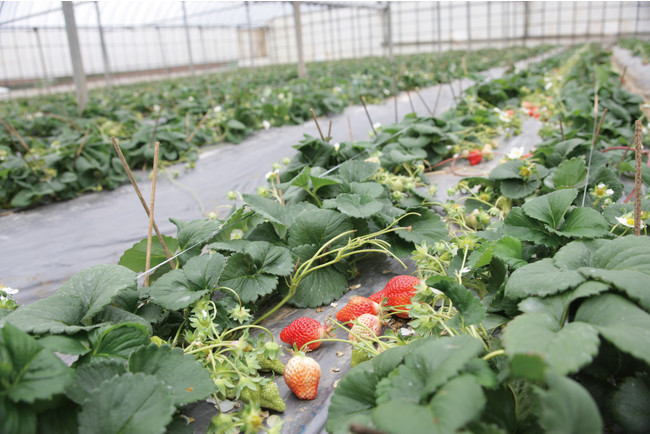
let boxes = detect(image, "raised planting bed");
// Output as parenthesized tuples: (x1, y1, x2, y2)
(1, 43, 650, 434)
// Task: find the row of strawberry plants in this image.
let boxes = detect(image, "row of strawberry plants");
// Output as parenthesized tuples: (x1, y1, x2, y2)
(0, 45, 553, 209)
(326, 43, 650, 433)
(1, 43, 648, 433)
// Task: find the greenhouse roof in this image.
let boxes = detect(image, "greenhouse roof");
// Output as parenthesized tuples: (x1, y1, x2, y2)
(0, 1, 385, 29)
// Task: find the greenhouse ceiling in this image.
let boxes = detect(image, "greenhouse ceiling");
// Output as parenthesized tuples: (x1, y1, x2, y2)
(0, 1, 384, 29)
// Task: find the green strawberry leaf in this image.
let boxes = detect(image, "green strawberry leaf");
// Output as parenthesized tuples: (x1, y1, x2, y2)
(428, 278, 486, 326)
(323, 193, 384, 219)
(499, 178, 542, 200)
(88, 323, 150, 359)
(503, 208, 562, 248)
(288, 208, 354, 249)
(536, 371, 603, 434)
(611, 373, 650, 434)
(395, 209, 449, 245)
(66, 358, 128, 405)
(505, 258, 586, 300)
(549, 207, 609, 238)
(552, 157, 586, 189)
(219, 252, 278, 304)
(128, 344, 215, 406)
(503, 313, 600, 375)
(77, 373, 176, 434)
(337, 160, 380, 183)
(118, 235, 178, 283)
(0, 323, 75, 404)
(575, 293, 650, 365)
(521, 189, 577, 230)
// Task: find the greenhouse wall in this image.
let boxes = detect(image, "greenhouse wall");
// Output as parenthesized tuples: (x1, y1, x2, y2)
(1, 1, 649, 97)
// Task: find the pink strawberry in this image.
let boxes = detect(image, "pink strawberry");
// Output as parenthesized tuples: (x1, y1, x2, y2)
(349, 314, 382, 341)
(370, 275, 421, 318)
(280, 317, 327, 351)
(335, 296, 380, 326)
(283, 352, 321, 400)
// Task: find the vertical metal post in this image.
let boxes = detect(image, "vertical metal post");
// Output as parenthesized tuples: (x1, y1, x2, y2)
(61, 1, 88, 113)
(156, 27, 170, 77)
(245, 1, 255, 67)
(368, 10, 374, 57)
(292, 2, 306, 78)
(385, 3, 397, 123)
(487, 1, 491, 47)
(199, 26, 208, 64)
(415, 2, 420, 52)
(524, 1, 530, 47)
(617, 2, 624, 39)
(33, 27, 51, 92)
(437, 2, 441, 53)
(635, 1, 641, 36)
(351, 7, 358, 58)
(586, 1, 592, 40)
(182, 1, 195, 75)
(94, 1, 112, 87)
(557, 1, 562, 46)
(571, 2, 577, 44)
(309, 11, 316, 61)
(335, 7, 342, 59)
(466, 1, 471, 51)
(600, 2, 606, 43)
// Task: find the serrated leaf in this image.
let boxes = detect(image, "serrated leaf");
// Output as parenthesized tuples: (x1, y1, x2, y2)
(182, 253, 227, 289)
(522, 189, 578, 229)
(337, 160, 380, 183)
(57, 265, 137, 324)
(578, 236, 650, 311)
(503, 208, 561, 248)
(288, 208, 354, 248)
(0, 400, 37, 434)
(489, 160, 526, 180)
(171, 218, 222, 259)
(552, 239, 608, 270)
(77, 373, 176, 434)
(3, 294, 97, 334)
(575, 293, 650, 365)
(536, 372, 603, 434)
(325, 362, 378, 434)
(430, 279, 486, 326)
(219, 252, 278, 304)
(118, 235, 178, 281)
(398, 136, 429, 148)
(90, 323, 150, 359)
(323, 193, 384, 218)
(499, 178, 542, 199)
(505, 258, 586, 299)
(66, 358, 128, 405)
(503, 313, 600, 375)
(427, 374, 486, 433)
(552, 157, 586, 188)
(372, 402, 436, 434)
(289, 265, 348, 308)
(551, 207, 609, 238)
(395, 209, 448, 245)
(148, 270, 207, 311)
(128, 344, 215, 406)
(493, 236, 526, 269)
(37, 334, 90, 356)
(349, 181, 384, 198)
(242, 194, 288, 225)
(0, 323, 75, 404)
(611, 373, 650, 434)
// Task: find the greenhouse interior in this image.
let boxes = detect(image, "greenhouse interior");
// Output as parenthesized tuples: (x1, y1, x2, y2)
(1, 1, 650, 433)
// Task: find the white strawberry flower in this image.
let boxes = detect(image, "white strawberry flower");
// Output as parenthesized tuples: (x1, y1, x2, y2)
(262, 120, 271, 130)
(507, 146, 524, 160)
(616, 213, 646, 229)
(592, 183, 614, 199)
(333, 142, 340, 152)
(1, 285, 18, 295)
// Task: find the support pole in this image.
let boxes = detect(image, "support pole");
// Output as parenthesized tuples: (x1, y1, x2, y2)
(384, 3, 397, 123)
(33, 28, 50, 92)
(182, 1, 195, 75)
(292, 1, 306, 78)
(156, 26, 170, 77)
(466, 1, 471, 51)
(94, 1, 112, 87)
(523, 1, 530, 46)
(61, 1, 88, 113)
(245, 1, 255, 67)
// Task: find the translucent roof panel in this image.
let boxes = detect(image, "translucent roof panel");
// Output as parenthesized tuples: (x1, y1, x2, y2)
(0, 1, 382, 29)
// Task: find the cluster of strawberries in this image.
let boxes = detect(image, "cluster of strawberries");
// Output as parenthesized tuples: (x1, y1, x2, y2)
(278, 275, 421, 400)
(522, 101, 541, 118)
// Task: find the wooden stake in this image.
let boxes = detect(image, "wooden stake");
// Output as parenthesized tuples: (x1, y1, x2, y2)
(144, 141, 160, 286)
(432, 82, 443, 116)
(309, 108, 326, 141)
(406, 89, 416, 114)
(347, 116, 353, 142)
(559, 115, 565, 141)
(634, 120, 643, 236)
(111, 137, 176, 268)
(327, 120, 333, 142)
(186, 108, 212, 143)
(415, 89, 433, 116)
(359, 96, 377, 136)
(74, 128, 90, 164)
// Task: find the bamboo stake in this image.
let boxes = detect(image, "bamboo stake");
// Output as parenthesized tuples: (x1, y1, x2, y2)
(73, 128, 90, 164)
(111, 137, 176, 268)
(415, 89, 433, 116)
(144, 141, 160, 286)
(359, 96, 377, 136)
(186, 108, 212, 143)
(347, 116, 354, 143)
(406, 88, 416, 114)
(559, 115, 565, 141)
(310, 108, 326, 141)
(634, 120, 643, 236)
(327, 120, 333, 142)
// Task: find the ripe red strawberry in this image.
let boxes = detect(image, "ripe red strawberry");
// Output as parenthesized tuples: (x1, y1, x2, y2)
(280, 317, 326, 351)
(283, 352, 321, 400)
(370, 275, 421, 318)
(335, 296, 380, 326)
(349, 314, 382, 341)
(467, 149, 482, 166)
